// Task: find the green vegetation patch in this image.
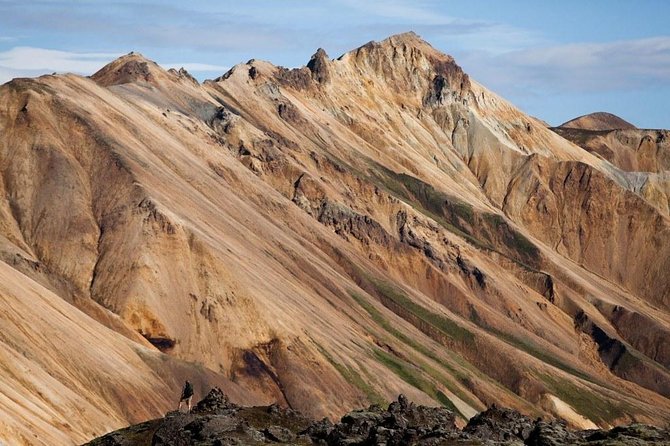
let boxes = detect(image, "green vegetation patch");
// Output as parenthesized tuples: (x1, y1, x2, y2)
(371, 165, 478, 242)
(360, 276, 475, 347)
(482, 213, 540, 266)
(315, 342, 386, 406)
(350, 291, 479, 409)
(369, 163, 541, 267)
(374, 348, 463, 417)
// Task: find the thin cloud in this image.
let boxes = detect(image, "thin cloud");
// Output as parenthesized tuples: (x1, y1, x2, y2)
(458, 36, 670, 96)
(0, 1, 301, 52)
(334, 0, 457, 25)
(0, 47, 232, 83)
(0, 47, 121, 73)
(332, 0, 542, 53)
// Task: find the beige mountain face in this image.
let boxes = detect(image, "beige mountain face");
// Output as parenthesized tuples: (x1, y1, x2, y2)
(0, 32, 669, 444)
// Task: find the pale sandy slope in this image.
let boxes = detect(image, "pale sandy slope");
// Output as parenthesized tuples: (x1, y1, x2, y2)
(0, 260, 263, 445)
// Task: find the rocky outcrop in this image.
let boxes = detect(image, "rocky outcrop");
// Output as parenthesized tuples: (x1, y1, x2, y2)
(307, 48, 331, 84)
(86, 391, 670, 445)
(575, 311, 670, 399)
(464, 404, 535, 442)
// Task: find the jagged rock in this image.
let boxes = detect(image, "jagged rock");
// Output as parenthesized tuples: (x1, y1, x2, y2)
(277, 101, 303, 122)
(307, 48, 331, 84)
(330, 405, 385, 443)
(323, 395, 458, 445)
(464, 404, 534, 442)
(209, 106, 239, 134)
(585, 424, 670, 444)
(318, 201, 392, 245)
(275, 66, 313, 90)
(150, 412, 198, 446)
(301, 417, 334, 442)
(168, 67, 199, 85)
(526, 420, 581, 446)
(192, 387, 238, 414)
(386, 394, 457, 433)
(264, 425, 296, 442)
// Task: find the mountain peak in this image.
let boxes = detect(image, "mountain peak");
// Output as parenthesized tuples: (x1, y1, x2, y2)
(307, 48, 331, 83)
(382, 31, 423, 44)
(336, 31, 469, 101)
(560, 112, 637, 131)
(352, 31, 441, 57)
(91, 51, 165, 87)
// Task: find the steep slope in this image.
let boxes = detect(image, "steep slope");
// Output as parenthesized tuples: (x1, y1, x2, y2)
(1, 33, 670, 445)
(560, 112, 637, 131)
(553, 126, 669, 173)
(0, 261, 256, 445)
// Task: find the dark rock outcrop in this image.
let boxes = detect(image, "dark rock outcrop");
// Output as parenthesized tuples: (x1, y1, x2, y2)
(307, 48, 331, 84)
(86, 390, 670, 445)
(192, 387, 238, 414)
(464, 404, 534, 442)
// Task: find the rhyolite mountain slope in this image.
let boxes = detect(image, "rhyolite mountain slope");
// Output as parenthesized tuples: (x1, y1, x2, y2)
(552, 114, 670, 213)
(1, 32, 670, 445)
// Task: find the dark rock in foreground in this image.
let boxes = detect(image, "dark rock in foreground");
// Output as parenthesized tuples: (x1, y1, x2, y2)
(85, 389, 670, 445)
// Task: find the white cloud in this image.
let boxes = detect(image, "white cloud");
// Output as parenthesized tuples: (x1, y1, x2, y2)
(0, 47, 120, 74)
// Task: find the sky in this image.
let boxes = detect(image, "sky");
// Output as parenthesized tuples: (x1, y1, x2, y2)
(1, 0, 669, 128)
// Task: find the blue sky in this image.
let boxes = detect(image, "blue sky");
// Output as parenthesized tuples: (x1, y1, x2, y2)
(1, 0, 669, 128)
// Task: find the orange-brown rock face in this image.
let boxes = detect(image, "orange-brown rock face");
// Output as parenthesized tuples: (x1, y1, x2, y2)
(1, 33, 670, 445)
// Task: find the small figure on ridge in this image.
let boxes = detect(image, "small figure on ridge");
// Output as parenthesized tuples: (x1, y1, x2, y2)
(177, 380, 194, 413)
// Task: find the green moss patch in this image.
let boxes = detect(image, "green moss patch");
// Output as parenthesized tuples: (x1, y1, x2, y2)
(369, 164, 541, 267)
(350, 291, 479, 409)
(374, 348, 463, 417)
(315, 342, 386, 406)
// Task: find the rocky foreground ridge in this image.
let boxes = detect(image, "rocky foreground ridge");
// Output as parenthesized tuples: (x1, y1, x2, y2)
(87, 389, 670, 445)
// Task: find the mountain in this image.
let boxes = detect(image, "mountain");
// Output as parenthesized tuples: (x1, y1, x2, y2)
(1, 32, 669, 445)
(552, 116, 670, 213)
(553, 123, 669, 170)
(559, 112, 637, 131)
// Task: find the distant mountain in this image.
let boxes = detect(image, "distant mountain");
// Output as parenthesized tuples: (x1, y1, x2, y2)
(559, 112, 637, 131)
(1, 32, 670, 445)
